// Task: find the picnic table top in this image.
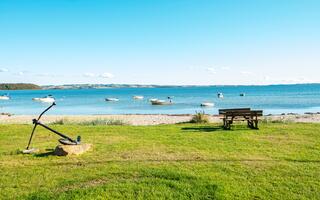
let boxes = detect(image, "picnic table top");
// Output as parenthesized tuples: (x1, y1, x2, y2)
(218, 108, 263, 116)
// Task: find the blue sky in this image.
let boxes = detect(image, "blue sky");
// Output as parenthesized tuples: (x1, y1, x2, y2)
(0, 0, 319, 85)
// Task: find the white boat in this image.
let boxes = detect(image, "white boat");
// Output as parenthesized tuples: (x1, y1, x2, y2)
(240, 93, 246, 97)
(201, 102, 214, 107)
(133, 95, 144, 100)
(105, 98, 119, 102)
(0, 95, 10, 100)
(217, 93, 224, 99)
(32, 95, 55, 103)
(149, 98, 158, 102)
(151, 99, 173, 105)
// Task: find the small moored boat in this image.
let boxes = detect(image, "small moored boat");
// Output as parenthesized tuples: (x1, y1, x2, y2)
(0, 94, 10, 100)
(133, 95, 144, 100)
(151, 99, 173, 105)
(32, 95, 55, 103)
(201, 102, 214, 107)
(105, 98, 119, 102)
(151, 96, 174, 105)
(240, 93, 246, 97)
(217, 93, 224, 99)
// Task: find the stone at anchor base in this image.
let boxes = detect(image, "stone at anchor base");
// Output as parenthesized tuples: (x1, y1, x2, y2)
(54, 143, 92, 156)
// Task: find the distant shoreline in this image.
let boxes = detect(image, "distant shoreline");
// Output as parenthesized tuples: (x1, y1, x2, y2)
(1, 83, 319, 90)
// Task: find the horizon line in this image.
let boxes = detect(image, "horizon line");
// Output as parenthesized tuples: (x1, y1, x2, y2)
(2, 82, 320, 87)
(40, 82, 320, 87)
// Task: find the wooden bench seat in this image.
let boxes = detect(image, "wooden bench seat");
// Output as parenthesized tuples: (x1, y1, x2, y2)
(218, 108, 263, 130)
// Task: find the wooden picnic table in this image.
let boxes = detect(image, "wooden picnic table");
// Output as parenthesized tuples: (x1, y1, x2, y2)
(218, 108, 263, 130)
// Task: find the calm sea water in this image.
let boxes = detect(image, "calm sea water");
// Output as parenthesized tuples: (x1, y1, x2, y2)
(1, 84, 320, 115)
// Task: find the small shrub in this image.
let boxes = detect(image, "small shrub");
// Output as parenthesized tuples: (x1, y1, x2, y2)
(78, 119, 127, 126)
(49, 118, 127, 126)
(190, 111, 210, 123)
(106, 119, 127, 125)
(50, 118, 68, 125)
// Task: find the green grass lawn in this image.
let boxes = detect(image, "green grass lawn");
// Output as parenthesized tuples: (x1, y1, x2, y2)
(0, 122, 320, 199)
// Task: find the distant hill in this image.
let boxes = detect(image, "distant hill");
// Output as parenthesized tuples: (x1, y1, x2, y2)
(0, 83, 41, 90)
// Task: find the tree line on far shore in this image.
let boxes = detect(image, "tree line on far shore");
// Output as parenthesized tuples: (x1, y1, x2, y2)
(0, 83, 41, 90)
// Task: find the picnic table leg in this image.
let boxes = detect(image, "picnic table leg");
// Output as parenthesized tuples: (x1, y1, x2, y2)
(227, 120, 232, 130)
(253, 115, 259, 129)
(247, 120, 253, 129)
(254, 120, 259, 129)
(223, 120, 228, 129)
(225, 121, 229, 130)
(223, 119, 231, 130)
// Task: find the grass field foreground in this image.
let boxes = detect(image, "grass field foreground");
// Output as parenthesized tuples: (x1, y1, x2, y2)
(0, 123, 320, 199)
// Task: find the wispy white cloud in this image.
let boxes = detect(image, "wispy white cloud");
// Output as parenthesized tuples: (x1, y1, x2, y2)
(83, 72, 114, 78)
(240, 71, 254, 75)
(35, 73, 61, 77)
(100, 72, 114, 78)
(83, 73, 96, 77)
(36, 73, 51, 77)
(221, 66, 231, 71)
(205, 66, 231, 74)
(279, 77, 313, 84)
(264, 75, 271, 81)
(13, 70, 30, 76)
(206, 67, 217, 74)
(0, 68, 9, 72)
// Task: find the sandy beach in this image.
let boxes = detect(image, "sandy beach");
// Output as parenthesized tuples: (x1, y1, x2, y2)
(1, 113, 320, 125)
